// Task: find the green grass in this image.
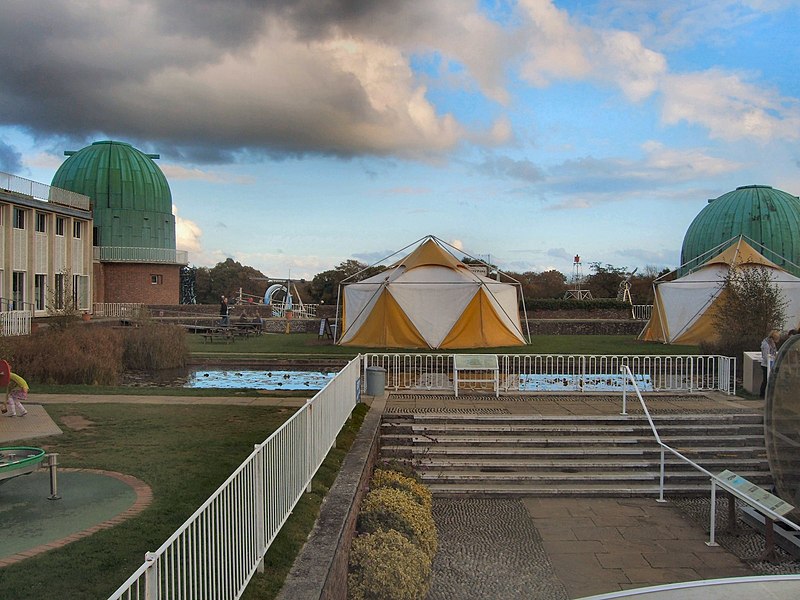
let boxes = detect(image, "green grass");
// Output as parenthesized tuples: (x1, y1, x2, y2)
(187, 332, 698, 358)
(0, 402, 367, 600)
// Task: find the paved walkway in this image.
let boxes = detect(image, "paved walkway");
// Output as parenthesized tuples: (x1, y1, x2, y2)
(2, 391, 799, 599)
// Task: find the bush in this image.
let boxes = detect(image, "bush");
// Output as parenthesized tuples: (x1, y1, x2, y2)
(358, 487, 437, 560)
(370, 469, 432, 510)
(374, 459, 421, 482)
(348, 530, 431, 600)
(3, 326, 124, 385)
(122, 323, 189, 370)
(523, 298, 632, 311)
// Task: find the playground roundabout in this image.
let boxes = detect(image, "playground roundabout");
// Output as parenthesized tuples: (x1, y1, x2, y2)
(0, 408, 152, 567)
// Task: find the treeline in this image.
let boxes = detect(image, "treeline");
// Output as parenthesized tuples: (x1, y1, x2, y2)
(186, 258, 669, 306)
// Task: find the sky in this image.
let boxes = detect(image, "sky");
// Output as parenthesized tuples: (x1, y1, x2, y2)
(1, 0, 799, 283)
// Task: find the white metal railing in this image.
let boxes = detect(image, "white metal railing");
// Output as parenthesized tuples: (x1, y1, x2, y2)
(363, 354, 736, 395)
(93, 303, 144, 318)
(93, 246, 189, 265)
(269, 301, 318, 319)
(108, 356, 362, 600)
(632, 304, 652, 320)
(0, 170, 91, 210)
(0, 310, 32, 336)
(619, 365, 799, 546)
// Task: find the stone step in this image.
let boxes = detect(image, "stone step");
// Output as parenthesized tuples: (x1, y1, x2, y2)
(382, 434, 765, 447)
(383, 413, 763, 425)
(425, 481, 727, 498)
(381, 445, 767, 458)
(417, 470, 773, 489)
(412, 457, 769, 471)
(388, 423, 764, 436)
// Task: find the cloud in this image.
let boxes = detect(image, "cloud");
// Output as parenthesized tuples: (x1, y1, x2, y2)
(0, 0, 516, 162)
(476, 155, 544, 183)
(173, 206, 203, 254)
(0, 139, 22, 173)
(661, 70, 800, 141)
(161, 164, 254, 183)
(547, 248, 573, 261)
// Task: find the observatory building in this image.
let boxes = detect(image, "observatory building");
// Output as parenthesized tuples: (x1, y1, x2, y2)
(51, 141, 187, 304)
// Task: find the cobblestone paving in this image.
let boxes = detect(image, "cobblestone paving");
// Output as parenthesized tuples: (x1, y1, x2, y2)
(427, 498, 568, 600)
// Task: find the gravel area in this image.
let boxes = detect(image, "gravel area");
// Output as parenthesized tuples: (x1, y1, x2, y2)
(671, 496, 800, 575)
(427, 498, 568, 600)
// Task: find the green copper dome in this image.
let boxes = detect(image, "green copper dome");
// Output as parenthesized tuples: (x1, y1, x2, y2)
(51, 140, 176, 250)
(681, 185, 800, 276)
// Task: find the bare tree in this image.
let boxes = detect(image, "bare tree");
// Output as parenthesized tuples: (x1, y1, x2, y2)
(711, 265, 787, 354)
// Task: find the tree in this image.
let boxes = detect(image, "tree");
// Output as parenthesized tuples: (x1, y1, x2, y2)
(512, 270, 567, 299)
(193, 259, 266, 304)
(585, 263, 628, 299)
(309, 260, 386, 305)
(710, 265, 788, 357)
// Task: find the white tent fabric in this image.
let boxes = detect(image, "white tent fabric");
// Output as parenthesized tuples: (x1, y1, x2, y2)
(338, 237, 527, 349)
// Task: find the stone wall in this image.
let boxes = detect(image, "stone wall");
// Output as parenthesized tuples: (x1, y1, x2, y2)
(525, 319, 645, 336)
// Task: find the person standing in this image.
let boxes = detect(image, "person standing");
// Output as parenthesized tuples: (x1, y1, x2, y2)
(219, 295, 229, 326)
(760, 329, 780, 398)
(4, 371, 29, 417)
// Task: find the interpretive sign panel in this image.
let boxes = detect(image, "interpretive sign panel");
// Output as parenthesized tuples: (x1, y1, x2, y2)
(715, 469, 794, 516)
(453, 354, 499, 397)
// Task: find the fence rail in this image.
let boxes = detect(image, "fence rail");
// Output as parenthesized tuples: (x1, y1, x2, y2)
(108, 356, 362, 600)
(93, 303, 144, 318)
(0, 310, 32, 336)
(93, 246, 189, 265)
(0, 170, 91, 210)
(363, 353, 736, 395)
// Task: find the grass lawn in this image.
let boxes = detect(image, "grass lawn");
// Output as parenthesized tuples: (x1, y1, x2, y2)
(187, 332, 699, 358)
(0, 402, 367, 600)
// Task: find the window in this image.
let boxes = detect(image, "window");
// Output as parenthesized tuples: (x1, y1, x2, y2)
(73, 274, 89, 310)
(12, 272, 24, 310)
(56, 217, 65, 236)
(73, 220, 82, 239)
(34, 274, 46, 310)
(54, 274, 64, 309)
(35, 212, 46, 233)
(151, 274, 163, 285)
(13, 208, 25, 229)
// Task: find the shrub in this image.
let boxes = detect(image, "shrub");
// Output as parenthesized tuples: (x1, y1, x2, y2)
(357, 487, 437, 560)
(348, 530, 431, 600)
(374, 459, 421, 482)
(370, 469, 432, 510)
(523, 298, 632, 311)
(122, 323, 189, 370)
(4, 326, 124, 385)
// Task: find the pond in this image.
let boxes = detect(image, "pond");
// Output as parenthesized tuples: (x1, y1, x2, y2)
(184, 369, 337, 390)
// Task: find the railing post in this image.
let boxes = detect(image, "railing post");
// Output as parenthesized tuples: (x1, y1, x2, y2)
(657, 446, 666, 503)
(306, 398, 314, 494)
(707, 481, 719, 546)
(688, 356, 694, 393)
(620, 367, 627, 415)
(144, 552, 159, 600)
(254, 443, 266, 573)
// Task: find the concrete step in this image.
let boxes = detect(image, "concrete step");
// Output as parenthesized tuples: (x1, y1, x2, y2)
(389, 423, 765, 436)
(412, 457, 769, 471)
(381, 445, 767, 458)
(417, 469, 771, 483)
(381, 434, 765, 447)
(383, 413, 763, 425)
(425, 482, 726, 498)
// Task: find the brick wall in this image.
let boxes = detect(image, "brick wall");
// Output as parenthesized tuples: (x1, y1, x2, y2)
(97, 263, 181, 304)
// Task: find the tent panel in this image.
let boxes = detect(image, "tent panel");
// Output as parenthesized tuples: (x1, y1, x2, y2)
(440, 289, 525, 349)
(340, 291, 429, 348)
(339, 283, 385, 343)
(638, 287, 668, 342)
(388, 283, 477, 348)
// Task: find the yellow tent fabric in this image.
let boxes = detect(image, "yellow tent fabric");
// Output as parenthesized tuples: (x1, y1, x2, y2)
(440, 288, 526, 348)
(341, 290, 428, 348)
(339, 236, 527, 349)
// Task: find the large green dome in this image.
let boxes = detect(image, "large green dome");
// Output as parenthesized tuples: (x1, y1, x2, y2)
(681, 185, 800, 276)
(51, 140, 176, 250)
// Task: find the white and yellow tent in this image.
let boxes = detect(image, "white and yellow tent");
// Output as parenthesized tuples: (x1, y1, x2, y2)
(338, 237, 527, 349)
(640, 237, 800, 344)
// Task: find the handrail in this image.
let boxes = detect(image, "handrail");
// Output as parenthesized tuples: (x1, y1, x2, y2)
(619, 365, 800, 542)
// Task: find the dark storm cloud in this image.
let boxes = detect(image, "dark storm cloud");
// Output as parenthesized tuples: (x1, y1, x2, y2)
(0, 0, 507, 163)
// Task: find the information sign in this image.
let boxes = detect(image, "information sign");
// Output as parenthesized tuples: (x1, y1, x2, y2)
(715, 470, 794, 516)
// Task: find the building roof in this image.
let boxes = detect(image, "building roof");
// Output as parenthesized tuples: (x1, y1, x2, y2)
(51, 140, 176, 250)
(680, 185, 800, 277)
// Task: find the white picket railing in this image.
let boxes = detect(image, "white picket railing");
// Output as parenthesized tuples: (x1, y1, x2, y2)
(632, 304, 653, 320)
(108, 356, 362, 600)
(93, 303, 144, 318)
(0, 310, 32, 336)
(363, 353, 736, 395)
